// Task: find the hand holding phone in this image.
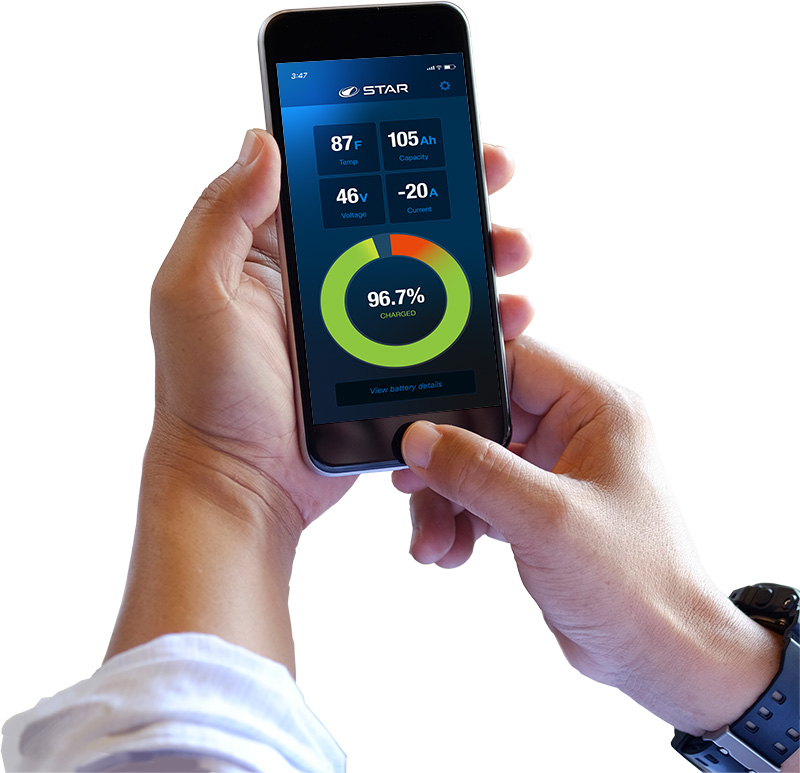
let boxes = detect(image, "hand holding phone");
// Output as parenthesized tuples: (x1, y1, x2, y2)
(260, 3, 516, 474)
(148, 128, 529, 527)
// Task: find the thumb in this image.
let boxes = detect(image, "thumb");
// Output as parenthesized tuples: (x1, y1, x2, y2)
(401, 421, 567, 545)
(156, 129, 281, 298)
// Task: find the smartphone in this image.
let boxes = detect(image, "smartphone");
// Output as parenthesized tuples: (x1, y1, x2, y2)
(258, 3, 510, 474)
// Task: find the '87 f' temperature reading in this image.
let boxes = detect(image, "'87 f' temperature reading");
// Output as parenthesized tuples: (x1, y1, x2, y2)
(330, 135, 362, 151)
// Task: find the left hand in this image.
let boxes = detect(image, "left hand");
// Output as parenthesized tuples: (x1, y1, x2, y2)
(391, 339, 784, 734)
(147, 129, 533, 535)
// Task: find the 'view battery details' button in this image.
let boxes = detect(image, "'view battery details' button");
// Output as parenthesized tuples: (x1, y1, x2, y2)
(335, 370, 476, 406)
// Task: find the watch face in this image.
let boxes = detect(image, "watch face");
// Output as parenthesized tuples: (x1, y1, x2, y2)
(729, 584, 800, 635)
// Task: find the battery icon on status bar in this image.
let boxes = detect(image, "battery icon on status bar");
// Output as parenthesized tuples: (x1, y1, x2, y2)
(443, 64, 457, 70)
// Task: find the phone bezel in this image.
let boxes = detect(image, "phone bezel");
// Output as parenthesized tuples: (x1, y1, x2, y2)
(259, 3, 510, 475)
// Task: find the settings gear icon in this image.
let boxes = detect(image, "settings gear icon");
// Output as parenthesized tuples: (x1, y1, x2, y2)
(439, 80, 451, 91)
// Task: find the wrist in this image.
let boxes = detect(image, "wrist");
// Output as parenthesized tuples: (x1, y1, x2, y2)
(622, 580, 783, 735)
(106, 425, 303, 671)
(142, 417, 305, 552)
(676, 589, 783, 735)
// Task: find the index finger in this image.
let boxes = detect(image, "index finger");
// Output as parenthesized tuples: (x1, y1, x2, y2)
(507, 337, 595, 417)
(507, 336, 616, 447)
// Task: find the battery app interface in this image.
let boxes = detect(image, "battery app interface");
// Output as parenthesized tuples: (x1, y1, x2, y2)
(278, 55, 502, 425)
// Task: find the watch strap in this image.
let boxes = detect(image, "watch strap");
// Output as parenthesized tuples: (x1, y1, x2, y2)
(672, 731, 754, 772)
(727, 636, 799, 767)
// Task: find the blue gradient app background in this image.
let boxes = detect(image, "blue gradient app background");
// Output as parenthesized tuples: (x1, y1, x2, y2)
(278, 54, 501, 425)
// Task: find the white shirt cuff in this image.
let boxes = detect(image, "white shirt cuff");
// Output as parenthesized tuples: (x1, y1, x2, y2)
(2, 633, 345, 772)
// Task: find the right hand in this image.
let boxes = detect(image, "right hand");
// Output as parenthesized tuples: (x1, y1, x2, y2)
(146, 132, 530, 531)
(392, 336, 782, 735)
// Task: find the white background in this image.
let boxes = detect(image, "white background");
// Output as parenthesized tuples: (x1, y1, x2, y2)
(1, 1, 798, 771)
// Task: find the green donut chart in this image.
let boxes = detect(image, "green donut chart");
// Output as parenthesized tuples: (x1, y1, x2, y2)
(320, 234, 471, 367)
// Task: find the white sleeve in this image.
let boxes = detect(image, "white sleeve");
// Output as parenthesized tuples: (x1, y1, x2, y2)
(1, 633, 346, 773)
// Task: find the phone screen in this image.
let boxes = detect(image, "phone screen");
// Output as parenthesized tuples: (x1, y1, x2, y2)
(261, 5, 509, 472)
(277, 54, 503, 425)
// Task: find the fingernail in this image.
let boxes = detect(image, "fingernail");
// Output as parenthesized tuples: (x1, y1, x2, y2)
(402, 421, 441, 470)
(237, 130, 262, 166)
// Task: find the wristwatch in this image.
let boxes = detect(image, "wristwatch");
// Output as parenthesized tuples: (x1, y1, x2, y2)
(672, 584, 799, 772)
